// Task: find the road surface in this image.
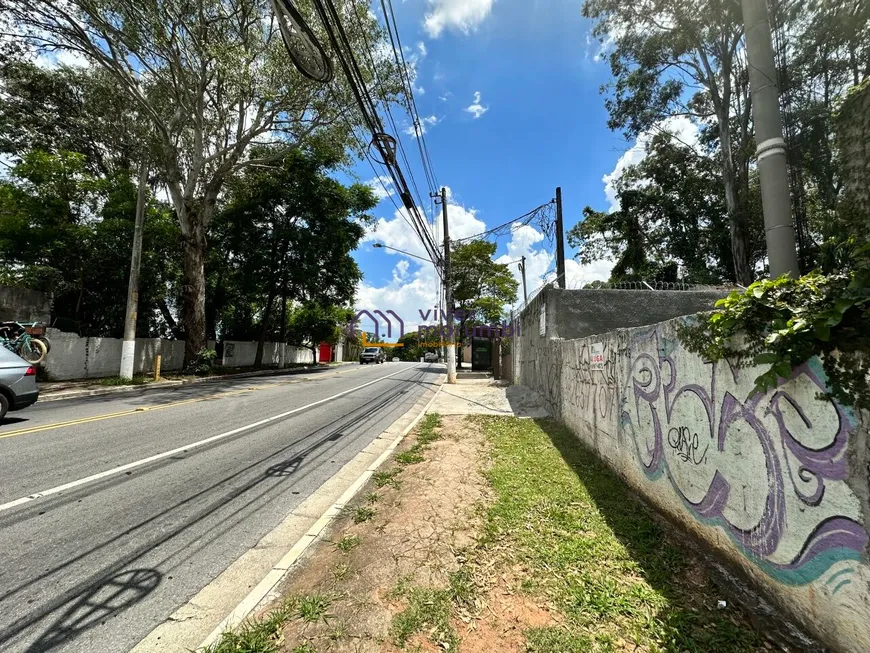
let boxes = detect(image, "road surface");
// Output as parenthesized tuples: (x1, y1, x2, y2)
(0, 362, 440, 653)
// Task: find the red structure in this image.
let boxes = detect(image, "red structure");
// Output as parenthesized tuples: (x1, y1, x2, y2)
(318, 342, 333, 363)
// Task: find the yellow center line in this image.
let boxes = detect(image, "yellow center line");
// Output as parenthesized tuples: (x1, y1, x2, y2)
(0, 367, 361, 441)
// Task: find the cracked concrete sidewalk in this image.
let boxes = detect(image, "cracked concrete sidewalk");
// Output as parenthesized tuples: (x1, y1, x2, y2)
(430, 379, 550, 418)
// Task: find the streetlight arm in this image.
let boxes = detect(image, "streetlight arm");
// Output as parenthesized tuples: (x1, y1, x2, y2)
(372, 243, 433, 263)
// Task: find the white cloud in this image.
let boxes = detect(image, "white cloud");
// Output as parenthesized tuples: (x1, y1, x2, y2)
(367, 175, 395, 201)
(356, 259, 441, 336)
(404, 114, 441, 138)
(358, 189, 489, 335)
(417, 41, 428, 57)
(602, 116, 700, 211)
(564, 258, 614, 289)
(364, 187, 486, 261)
(35, 47, 91, 69)
(424, 0, 495, 38)
(465, 91, 488, 119)
(416, 85, 426, 95)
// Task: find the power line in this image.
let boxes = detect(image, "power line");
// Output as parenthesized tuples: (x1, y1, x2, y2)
(346, 0, 428, 214)
(311, 0, 442, 266)
(379, 0, 439, 195)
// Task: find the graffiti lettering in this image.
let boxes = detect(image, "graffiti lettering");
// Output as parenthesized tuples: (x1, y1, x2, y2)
(620, 324, 867, 586)
(666, 426, 708, 465)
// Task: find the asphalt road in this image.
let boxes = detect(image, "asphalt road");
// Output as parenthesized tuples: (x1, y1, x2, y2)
(0, 362, 441, 653)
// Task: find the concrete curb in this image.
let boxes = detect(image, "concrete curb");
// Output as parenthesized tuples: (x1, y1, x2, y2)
(196, 377, 445, 651)
(38, 363, 356, 403)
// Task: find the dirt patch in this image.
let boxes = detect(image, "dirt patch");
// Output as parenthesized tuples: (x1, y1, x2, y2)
(269, 414, 490, 652)
(455, 580, 557, 653)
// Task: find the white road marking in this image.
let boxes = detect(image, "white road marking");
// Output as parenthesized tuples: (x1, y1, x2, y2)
(0, 365, 423, 514)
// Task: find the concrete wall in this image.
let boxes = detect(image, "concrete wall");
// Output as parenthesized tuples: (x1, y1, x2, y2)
(837, 78, 870, 217)
(221, 341, 314, 368)
(517, 314, 870, 653)
(42, 331, 314, 380)
(0, 286, 51, 322)
(539, 286, 728, 340)
(43, 328, 185, 380)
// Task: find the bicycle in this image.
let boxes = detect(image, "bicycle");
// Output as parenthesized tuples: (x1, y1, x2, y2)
(0, 321, 48, 364)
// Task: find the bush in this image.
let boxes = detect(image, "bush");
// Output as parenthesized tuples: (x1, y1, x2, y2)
(185, 347, 218, 375)
(679, 240, 870, 410)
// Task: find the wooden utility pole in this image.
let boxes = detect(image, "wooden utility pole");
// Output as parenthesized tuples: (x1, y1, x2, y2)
(441, 187, 456, 384)
(120, 160, 148, 380)
(555, 187, 566, 289)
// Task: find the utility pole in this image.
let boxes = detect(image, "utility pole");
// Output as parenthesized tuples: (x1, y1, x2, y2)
(519, 256, 528, 304)
(555, 187, 567, 289)
(742, 0, 800, 279)
(441, 187, 456, 384)
(120, 160, 148, 380)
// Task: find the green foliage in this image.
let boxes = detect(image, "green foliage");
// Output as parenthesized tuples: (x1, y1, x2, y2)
(295, 594, 331, 623)
(568, 134, 752, 284)
(203, 596, 299, 653)
(210, 141, 374, 343)
(335, 533, 361, 553)
(0, 149, 181, 337)
(450, 240, 518, 348)
(185, 348, 218, 375)
(351, 506, 376, 524)
(476, 415, 768, 651)
(678, 246, 870, 409)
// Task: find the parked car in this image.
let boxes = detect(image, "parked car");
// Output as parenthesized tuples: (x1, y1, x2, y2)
(0, 346, 39, 420)
(392, 357, 400, 362)
(424, 351, 438, 363)
(359, 347, 386, 364)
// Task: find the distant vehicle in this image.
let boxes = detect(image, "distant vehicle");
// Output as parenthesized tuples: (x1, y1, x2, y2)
(424, 351, 438, 363)
(0, 346, 39, 420)
(392, 357, 400, 362)
(359, 347, 386, 364)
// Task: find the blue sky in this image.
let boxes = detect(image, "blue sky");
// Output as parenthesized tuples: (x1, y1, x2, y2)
(350, 0, 641, 332)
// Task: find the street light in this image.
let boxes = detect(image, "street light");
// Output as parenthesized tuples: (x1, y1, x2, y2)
(372, 243, 433, 263)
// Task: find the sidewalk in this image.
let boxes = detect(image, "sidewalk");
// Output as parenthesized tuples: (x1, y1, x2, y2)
(204, 380, 783, 653)
(39, 362, 354, 402)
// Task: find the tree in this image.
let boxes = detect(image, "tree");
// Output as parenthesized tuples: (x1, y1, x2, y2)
(568, 134, 754, 283)
(0, 150, 181, 336)
(2, 0, 397, 361)
(0, 61, 142, 176)
(583, 0, 755, 283)
(286, 303, 352, 360)
(450, 240, 518, 366)
(209, 139, 376, 365)
(397, 332, 421, 362)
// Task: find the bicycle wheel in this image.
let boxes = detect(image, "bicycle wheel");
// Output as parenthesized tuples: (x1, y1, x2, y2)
(18, 338, 47, 364)
(272, 0, 333, 83)
(36, 335, 51, 353)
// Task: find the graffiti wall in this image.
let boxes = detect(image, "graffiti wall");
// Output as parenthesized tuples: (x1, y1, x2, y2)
(518, 315, 870, 653)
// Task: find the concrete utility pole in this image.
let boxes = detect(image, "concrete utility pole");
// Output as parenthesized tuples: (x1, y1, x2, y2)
(741, 0, 800, 279)
(555, 187, 567, 289)
(120, 161, 149, 380)
(441, 187, 457, 384)
(519, 256, 528, 304)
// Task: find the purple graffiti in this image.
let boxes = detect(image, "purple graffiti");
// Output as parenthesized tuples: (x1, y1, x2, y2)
(621, 327, 867, 583)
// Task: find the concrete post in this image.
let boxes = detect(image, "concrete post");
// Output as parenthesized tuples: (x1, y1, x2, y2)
(742, 0, 800, 278)
(120, 161, 148, 379)
(442, 187, 456, 384)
